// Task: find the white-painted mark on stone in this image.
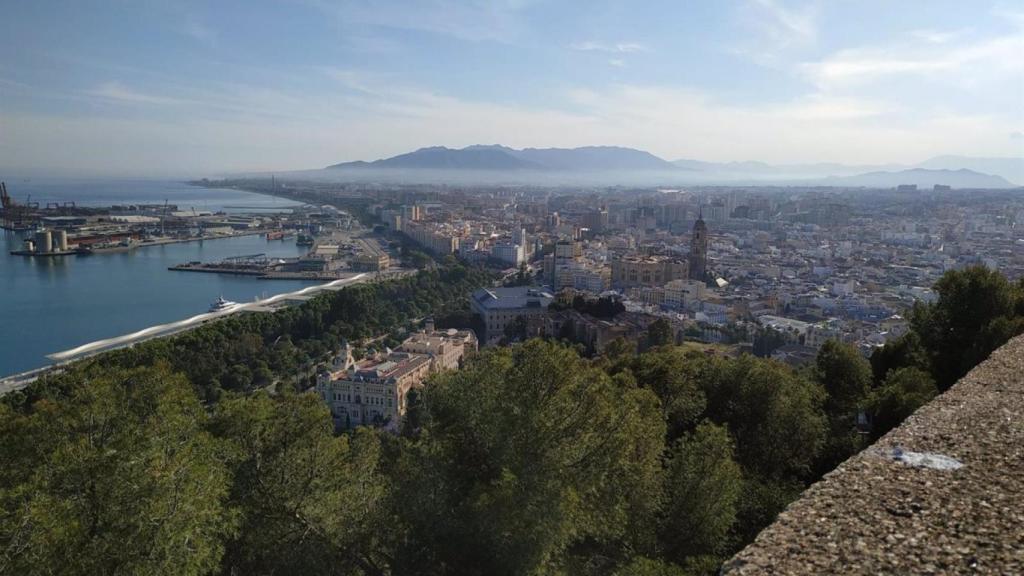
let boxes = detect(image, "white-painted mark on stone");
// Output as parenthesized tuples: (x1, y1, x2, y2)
(884, 445, 963, 470)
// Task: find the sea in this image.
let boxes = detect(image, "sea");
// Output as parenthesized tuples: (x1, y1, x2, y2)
(0, 178, 319, 377)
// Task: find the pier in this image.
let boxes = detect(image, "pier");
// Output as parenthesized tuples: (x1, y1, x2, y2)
(169, 253, 276, 276)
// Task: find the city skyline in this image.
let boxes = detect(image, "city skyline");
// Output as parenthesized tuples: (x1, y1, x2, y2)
(1, 0, 1023, 176)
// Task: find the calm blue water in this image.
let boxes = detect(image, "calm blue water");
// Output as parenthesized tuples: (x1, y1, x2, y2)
(0, 179, 316, 377)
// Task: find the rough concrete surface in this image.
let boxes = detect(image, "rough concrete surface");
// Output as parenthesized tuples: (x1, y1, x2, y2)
(722, 334, 1024, 575)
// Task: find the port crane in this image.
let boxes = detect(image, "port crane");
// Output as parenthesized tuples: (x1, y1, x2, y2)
(192, 206, 203, 235)
(1, 182, 35, 230)
(161, 199, 169, 236)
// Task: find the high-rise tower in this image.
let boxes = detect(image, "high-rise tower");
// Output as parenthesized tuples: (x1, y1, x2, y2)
(689, 213, 708, 283)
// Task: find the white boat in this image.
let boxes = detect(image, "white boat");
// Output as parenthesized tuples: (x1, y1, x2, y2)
(208, 296, 238, 313)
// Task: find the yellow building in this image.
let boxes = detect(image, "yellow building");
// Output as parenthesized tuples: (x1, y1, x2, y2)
(317, 347, 432, 430)
(398, 326, 478, 372)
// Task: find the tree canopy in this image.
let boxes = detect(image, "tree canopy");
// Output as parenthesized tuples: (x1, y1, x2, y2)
(3, 266, 1018, 575)
(0, 365, 236, 576)
(909, 266, 1024, 390)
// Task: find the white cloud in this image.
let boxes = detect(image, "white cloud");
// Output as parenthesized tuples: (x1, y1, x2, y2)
(909, 28, 972, 44)
(570, 41, 649, 53)
(744, 0, 818, 47)
(608, 59, 626, 68)
(8, 68, 1018, 178)
(803, 33, 1024, 89)
(85, 81, 186, 106)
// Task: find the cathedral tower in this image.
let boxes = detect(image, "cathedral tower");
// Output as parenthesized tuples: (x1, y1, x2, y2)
(689, 213, 708, 283)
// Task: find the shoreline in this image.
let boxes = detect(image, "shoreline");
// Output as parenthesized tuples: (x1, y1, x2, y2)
(0, 272, 373, 395)
(0, 182, 324, 381)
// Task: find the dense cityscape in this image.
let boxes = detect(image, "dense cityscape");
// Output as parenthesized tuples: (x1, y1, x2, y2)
(3, 1, 1024, 574)
(3, 172, 1022, 575)
(210, 177, 1024, 363)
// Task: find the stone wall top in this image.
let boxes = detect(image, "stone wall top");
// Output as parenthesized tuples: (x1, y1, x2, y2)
(722, 334, 1024, 575)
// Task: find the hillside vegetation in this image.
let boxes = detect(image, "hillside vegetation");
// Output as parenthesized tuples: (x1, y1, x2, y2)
(1, 266, 1021, 575)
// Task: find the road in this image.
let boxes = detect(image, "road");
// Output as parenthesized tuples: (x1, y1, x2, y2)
(0, 273, 371, 397)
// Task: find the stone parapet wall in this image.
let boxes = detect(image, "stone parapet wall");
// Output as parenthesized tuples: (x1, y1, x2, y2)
(722, 334, 1024, 575)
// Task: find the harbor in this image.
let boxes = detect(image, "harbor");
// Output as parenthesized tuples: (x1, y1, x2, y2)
(0, 179, 348, 260)
(0, 179, 320, 378)
(168, 221, 403, 281)
(0, 178, 414, 378)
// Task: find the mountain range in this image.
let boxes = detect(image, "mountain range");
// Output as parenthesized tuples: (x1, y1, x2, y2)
(821, 168, 1012, 189)
(328, 145, 677, 172)
(325, 145, 1022, 188)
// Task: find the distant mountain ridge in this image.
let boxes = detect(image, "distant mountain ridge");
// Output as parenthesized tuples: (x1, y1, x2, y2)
(330, 146, 542, 170)
(328, 145, 678, 172)
(673, 155, 1022, 185)
(916, 156, 1023, 185)
(324, 145, 1020, 188)
(820, 168, 1013, 189)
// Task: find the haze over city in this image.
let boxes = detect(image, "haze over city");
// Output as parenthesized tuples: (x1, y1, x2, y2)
(2, 0, 1023, 176)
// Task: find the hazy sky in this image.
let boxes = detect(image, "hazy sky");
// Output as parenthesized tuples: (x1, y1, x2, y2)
(1, 0, 1022, 176)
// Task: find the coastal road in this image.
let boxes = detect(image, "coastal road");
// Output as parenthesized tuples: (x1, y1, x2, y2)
(0, 273, 371, 397)
(47, 273, 369, 362)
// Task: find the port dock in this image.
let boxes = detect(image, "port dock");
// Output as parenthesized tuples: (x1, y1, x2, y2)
(8, 249, 79, 257)
(169, 253, 274, 276)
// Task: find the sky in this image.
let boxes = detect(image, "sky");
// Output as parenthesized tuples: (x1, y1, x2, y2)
(1, 0, 1022, 176)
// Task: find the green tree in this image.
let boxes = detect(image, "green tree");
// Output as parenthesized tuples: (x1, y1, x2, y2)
(211, 392, 386, 575)
(407, 250, 432, 270)
(389, 340, 665, 574)
(732, 477, 804, 547)
(660, 423, 742, 566)
(605, 336, 636, 360)
(868, 367, 938, 440)
(814, 340, 872, 418)
(912, 266, 1023, 390)
(631, 347, 708, 442)
(0, 365, 236, 576)
(813, 340, 873, 473)
(752, 327, 787, 358)
(700, 355, 826, 480)
(646, 318, 674, 349)
(869, 331, 929, 384)
(400, 387, 426, 438)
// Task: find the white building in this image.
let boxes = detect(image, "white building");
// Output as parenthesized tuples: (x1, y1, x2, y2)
(492, 242, 525, 266)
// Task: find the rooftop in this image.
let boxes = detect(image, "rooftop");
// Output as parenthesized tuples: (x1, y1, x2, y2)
(722, 334, 1024, 575)
(342, 352, 431, 382)
(471, 287, 554, 310)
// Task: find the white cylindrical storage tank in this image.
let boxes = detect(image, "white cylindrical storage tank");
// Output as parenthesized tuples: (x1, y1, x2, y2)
(23, 239, 35, 252)
(55, 229, 68, 251)
(34, 230, 52, 253)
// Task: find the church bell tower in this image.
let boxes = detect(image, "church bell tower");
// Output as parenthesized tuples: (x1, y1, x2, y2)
(689, 211, 708, 283)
